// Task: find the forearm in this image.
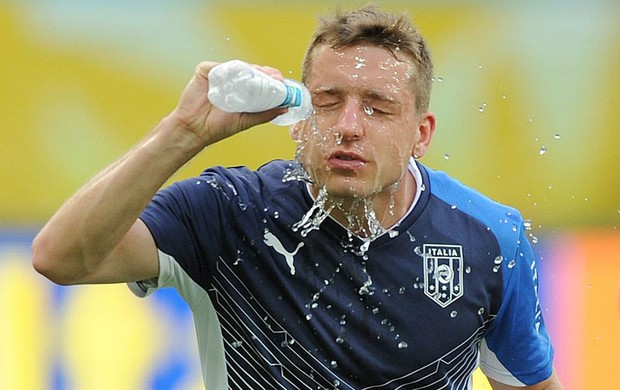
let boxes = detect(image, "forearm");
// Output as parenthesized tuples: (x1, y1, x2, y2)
(33, 61, 288, 284)
(32, 115, 204, 284)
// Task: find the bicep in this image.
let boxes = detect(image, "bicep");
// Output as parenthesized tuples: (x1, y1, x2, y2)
(83, 219, 159, 284)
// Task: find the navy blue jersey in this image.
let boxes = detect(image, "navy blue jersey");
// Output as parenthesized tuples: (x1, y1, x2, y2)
(132, 159, 554, 389)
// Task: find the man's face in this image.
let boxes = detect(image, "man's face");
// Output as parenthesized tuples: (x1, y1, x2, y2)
(295, 44, 421, 200)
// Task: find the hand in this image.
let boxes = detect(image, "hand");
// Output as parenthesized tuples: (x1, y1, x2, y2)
(168, 61, 289, 148)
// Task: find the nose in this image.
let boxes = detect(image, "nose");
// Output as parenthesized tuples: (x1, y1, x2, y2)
(335, 98, 365, 141)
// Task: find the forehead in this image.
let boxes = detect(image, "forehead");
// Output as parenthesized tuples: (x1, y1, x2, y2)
(307, 45, 413, 95)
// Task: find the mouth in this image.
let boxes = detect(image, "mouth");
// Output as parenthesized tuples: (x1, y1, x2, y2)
(327, 150, 367, 170)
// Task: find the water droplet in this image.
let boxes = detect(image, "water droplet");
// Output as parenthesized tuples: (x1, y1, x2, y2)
(450, 311, 458, 318)
(372, 307, 380, 314)
(331, 360, 338, 368)
(398, 341, 408, 349)
(493, 265, 500, 273)
(388, 230, 399, 238)
(358, 285, 372, 295)
(451, 205, 457, 210)
(508, 259, 516, 268)
(554, 133, 561, 140)
(478, 307, 485, 315)
(501, 95, 507, 100)
(305, 314, 312, 320)
(539, 146, 548, 155)
(465, 266, 471, 274)
(363, 106, 374, 116)
(232, 340, 243, 348)
(478, 102, 487, 112)
(336, 336, 344, 344)
(494, 255, 503, 264)
(444, 153, 451, 160)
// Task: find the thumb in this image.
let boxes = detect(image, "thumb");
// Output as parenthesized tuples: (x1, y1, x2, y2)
(240, 106, 289, 129)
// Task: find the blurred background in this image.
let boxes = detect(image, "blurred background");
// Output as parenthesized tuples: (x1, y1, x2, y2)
(1, 0, 619, 388)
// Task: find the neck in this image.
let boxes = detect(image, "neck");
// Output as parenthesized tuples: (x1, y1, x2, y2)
(311, 170, 416, 238)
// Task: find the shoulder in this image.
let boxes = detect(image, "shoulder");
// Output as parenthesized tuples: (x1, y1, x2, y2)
(200, 160, 297, 189)
(422, 163, 522, 220)
(420, 163, 525, 251)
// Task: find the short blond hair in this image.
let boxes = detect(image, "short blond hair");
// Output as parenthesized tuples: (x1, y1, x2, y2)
(302, 5, 434, 113)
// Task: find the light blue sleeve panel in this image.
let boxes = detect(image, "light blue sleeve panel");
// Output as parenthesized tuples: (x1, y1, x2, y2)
(424, 165, 554, 385)
(480, 220, 554, 385)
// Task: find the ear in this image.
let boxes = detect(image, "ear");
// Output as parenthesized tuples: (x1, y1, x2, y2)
(412, 111, 436, 158)
(289, 120, 305, 142)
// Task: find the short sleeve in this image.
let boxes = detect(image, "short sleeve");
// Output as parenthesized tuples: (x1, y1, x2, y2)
(480, 222, 554, 385)
(127, 249, 174, 298)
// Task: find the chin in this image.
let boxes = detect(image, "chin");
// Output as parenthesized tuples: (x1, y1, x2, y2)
(320, 179, 380, 200)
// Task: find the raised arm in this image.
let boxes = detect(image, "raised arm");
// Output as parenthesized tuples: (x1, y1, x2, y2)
(32, 61, 287, 285)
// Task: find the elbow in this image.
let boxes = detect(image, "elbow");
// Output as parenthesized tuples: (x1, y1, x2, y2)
(32, 231, 80, 285)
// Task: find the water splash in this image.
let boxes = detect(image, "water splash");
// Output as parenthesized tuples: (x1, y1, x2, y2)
(282, 159, 312, 184)
(292, 187, 335, 237)
(358, 274, 374, 295)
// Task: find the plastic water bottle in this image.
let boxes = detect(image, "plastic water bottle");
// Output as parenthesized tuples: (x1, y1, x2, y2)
(207, 60, 312, 126)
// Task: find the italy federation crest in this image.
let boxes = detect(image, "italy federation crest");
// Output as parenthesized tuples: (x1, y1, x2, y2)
(423, 244, 464, 307)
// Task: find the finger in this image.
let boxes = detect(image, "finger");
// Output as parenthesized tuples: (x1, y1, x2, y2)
(251, 64, 285, 82)
(194, 61, 220, 80)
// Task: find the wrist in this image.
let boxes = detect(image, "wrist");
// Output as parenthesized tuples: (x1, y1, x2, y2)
(156, 113, 210, 156)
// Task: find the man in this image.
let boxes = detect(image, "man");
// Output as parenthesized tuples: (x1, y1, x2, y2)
(33, 5, 562, 389)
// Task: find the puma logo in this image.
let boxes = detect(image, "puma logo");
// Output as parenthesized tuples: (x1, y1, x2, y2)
(263, 232, 304, 275)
